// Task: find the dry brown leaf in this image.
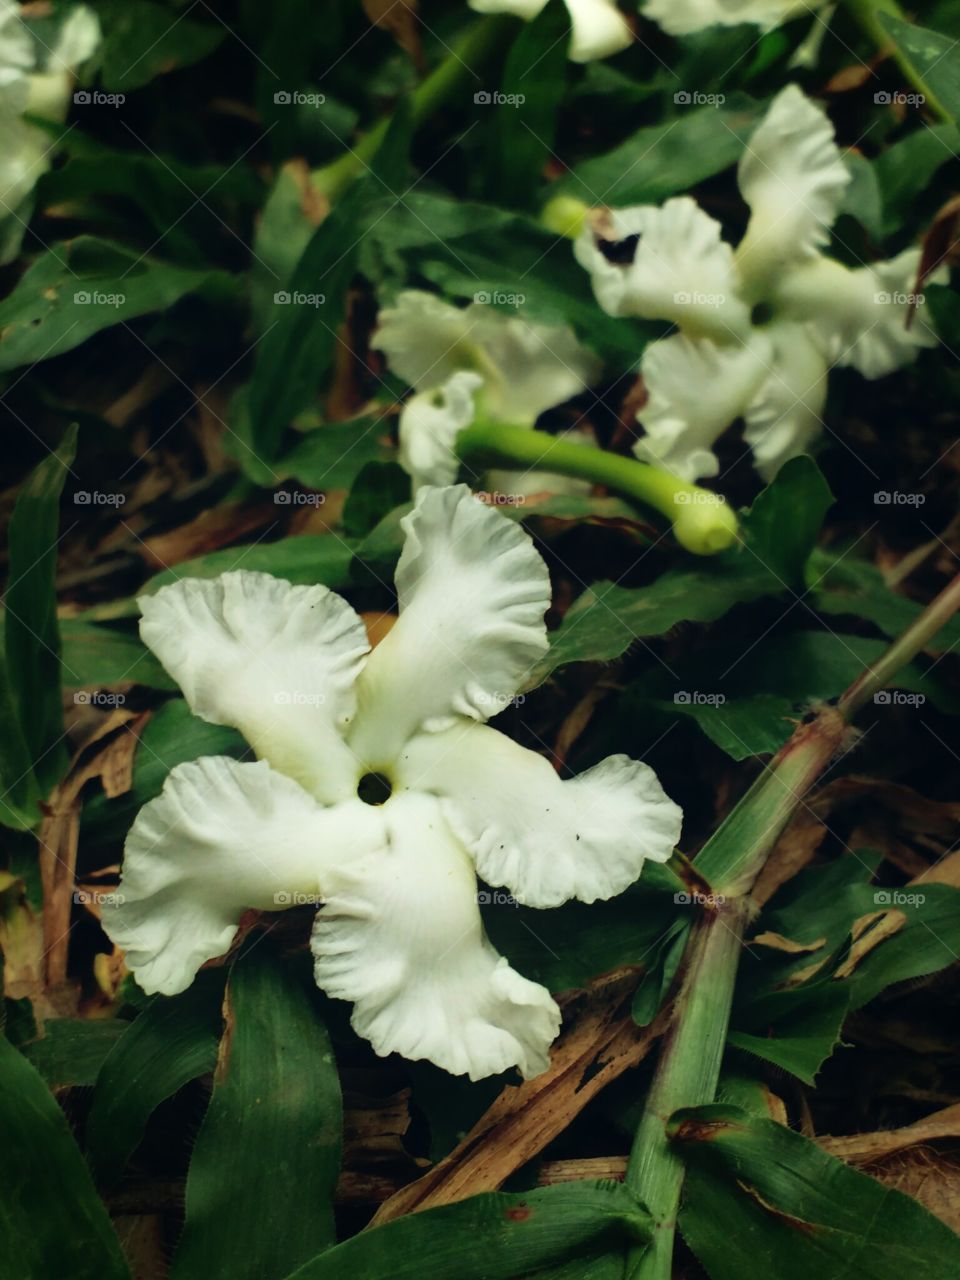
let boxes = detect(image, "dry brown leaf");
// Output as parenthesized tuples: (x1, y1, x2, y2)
(819, 1101, 960, 1162)
(362, 0, 421, 64)
(370, 971, 667, 1224)
(750, 930, 827, 954)
(138, 500, 277, 570)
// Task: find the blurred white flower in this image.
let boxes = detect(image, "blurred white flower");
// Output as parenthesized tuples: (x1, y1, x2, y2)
(102, 485, 682, 1081)
(1, 2, 100, 263)
(374, 289, 601, 493)
(469, 0, 632, 62)
(575, 85, 945, 481)
(641, 0, 825, 36)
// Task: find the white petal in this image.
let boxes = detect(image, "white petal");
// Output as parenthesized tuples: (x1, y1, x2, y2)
(348, 485, 550, 765)
(398, 371, 483, 492)
(49, 6, 101, 73)
(374, 289, 599, 426)
(744, 320, 829, 479)
(634, 331, 772, 480)
(0, 65, 29, 115)
(139, 572, 369, 804)
(641, 0, 817, 35)
(0, 118, 51, 215)
(101, 757, 387, 997)
(397, 721, 682, 909)
(311, 791, 560, 1080)
(774, 251, 944, 379)
(0, 3, 34, 72)
(468, 0, 632, 61)
(575, 199, 751, 340)
(735, 85, 850, 295)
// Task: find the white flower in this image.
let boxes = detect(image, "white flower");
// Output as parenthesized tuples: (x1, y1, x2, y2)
(1, 3, 100, 263)
(102, 485, 682, 1081)
(641, 0, 825, 36)
(373, 289, 601, 493)
(468, 0, 632, 61)
(574, 85, 944, 481)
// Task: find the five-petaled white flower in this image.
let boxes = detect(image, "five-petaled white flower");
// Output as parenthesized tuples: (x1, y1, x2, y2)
(468, 0, 632, 62)
(574, 85, 945, 482)
(102, 485, 682, 1081)
(641, 0, 825, 37)
(0, 1, 100, 263)
(373, 289, 601, 495)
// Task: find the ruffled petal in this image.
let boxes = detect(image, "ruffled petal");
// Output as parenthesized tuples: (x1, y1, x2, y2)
(0, 3, 34, 73)
(373, 289, 598, 426)
(773, 251, 944, 379)
(468, 0, 632, 62)
(139, 572, 369, 803)
(101, 757, 387, 996)
(575, 198, 751, 340)
(743, 320, 829, 479)
(348, 485, 550, 765)
(641, 0, 816, 35)
(398, 371, 483, 492)
(735, 85, 850, 296)
(634, 331, 772, 480)
(311, 791, 560, 1080)
(396, 722, 682, 909)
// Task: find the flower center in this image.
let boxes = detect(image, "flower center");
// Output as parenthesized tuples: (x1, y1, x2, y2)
(750, 301, 775, 326)
(357, 772, 393, 806)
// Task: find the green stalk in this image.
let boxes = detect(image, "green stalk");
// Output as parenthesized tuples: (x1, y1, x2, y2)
(842, 0, 954, 124)
(312, 16, 514, 201)
(626, 571, 960, 1279)
(456, 420, 739, 556)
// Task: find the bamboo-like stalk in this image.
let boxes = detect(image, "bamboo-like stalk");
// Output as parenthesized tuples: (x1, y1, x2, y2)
(626, 572, 960, 1278)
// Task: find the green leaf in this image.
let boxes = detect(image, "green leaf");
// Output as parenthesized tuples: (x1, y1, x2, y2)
(0, 1034, 130, 1279)
(0, 238, 233, 372)
(878, 13, 960, 123)
(80, 700, 247, 844)
(342, 461, 410, 539)
(20, 1018, 128, 1088)
(0, 649, 41, 829)
(171, 946, 342, 1280)
(234, 108, 413, 463)
(280, 419, 393, 491)
(493, 0, 569, 206)
(845, 883, 960, 1010)
(96, 0, 225, 92)
(4, 426, 77, 800)
(674, 1105, 960, 1278)
(534, 457, 832, 679)
(554, 97, 763, 207)
(60, 620, 177, 690)
(874, 123, 960, 237)
(86, 971, 226, 1184)
(284, 1183, 651, 1280)
(810, 548, 960, 650)
(727, 981, 850, 1084)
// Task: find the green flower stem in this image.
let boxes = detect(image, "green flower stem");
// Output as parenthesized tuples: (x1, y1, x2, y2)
(842, 0, 954, 124)
(455, 420, 739, 556)
(311, 16, 514, 201)
(625, 570, 960, 1280)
